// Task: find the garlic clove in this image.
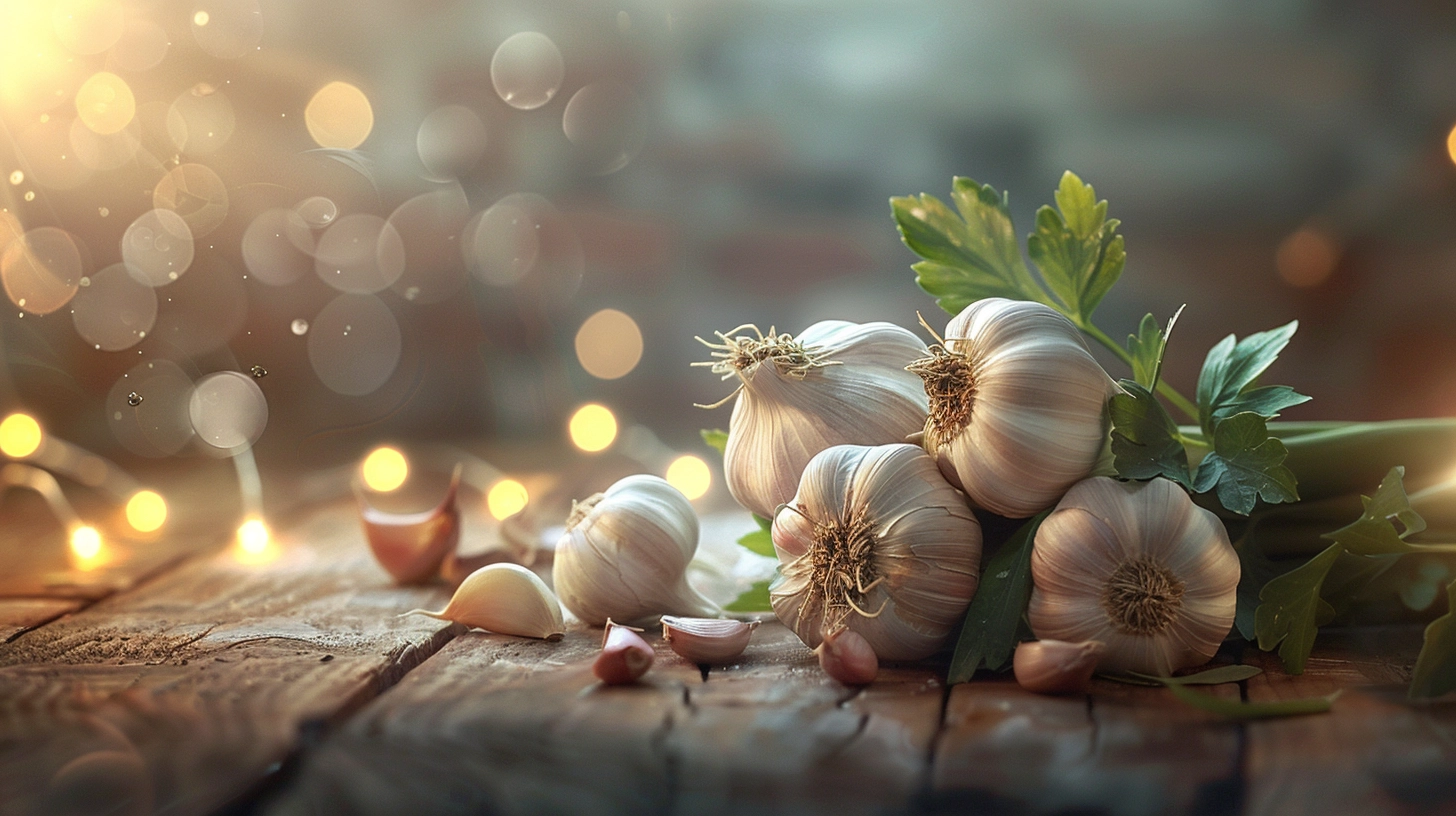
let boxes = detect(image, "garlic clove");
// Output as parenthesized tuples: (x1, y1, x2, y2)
(815, 627, 878, 685)
(407, 563, 565, 641)
(1013, 639, 1106, 695)
(554, 474, 719, 625)
(358, 465, 461, 585)
(594, 619, 655, 685)
(660, 616, 759, 664)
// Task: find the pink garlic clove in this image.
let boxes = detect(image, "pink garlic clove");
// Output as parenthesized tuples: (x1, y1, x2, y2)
(594, 619, 655, 685)
(815, 627, 878, 685)
(1013, 639, 1106, 695)
(661, 616, 759, 664)
(359, 465, 461, 585)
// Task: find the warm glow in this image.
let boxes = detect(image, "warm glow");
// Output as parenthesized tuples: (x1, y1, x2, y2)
(569, 403, 617, 452)
(305, 81, 374, 149)
(487, 479, 529, 520)
(0, 1, 74, 113)
(0, 412, 42, 458)
(574, 308, 644, 380)
(75, 71, 135, 134)
(665, 455, 712, 500)
(193, 10, 209, 26)
(69, 525, 101, 560)
(125, 490, 167, 532)
(361, 446, 409, 492)
(1276, 227, 1339, 288)
(238, 518, 270, 553)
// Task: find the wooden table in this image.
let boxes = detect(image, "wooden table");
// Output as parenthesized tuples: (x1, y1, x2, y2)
(3, 496, 1456, 816)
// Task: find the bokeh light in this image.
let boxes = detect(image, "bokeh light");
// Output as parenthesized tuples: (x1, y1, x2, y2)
(562, 81, 645, 174)
(305, 81, 373, 149)
(487, 479, 529, 520)
(153, 163, 229, 237)
(242, 208, 314, 286)
(296, 196, 337, 228)
(379, 188, 470, 304)
(188, 370, 269, 452)
(191, 0, 263, 60)
(69, 116, 140, 170)
(465, 200, 539, 286)
(126, 490, 168, 533)
(665, 455, 711, 500)
(314, 214, 395, 293)
(569, 403, 617, 452)
(122, 209, 195, 286)
(0, 413, 43, 458)
(69, 525, 102, 562)
(291, 318, 309, 336)
(108, 360, 196, 457)
(490, 32, 564, 111)
(2, 227, 82, 314)
(52, 0, 124, 55)
(75, 71, 134, 134)
(361, 446, 409, 492)
(416, 105, 487, 179)
(110, 19, 169, 72)
(1276, 227, 1339, 288)
(236, 517, 273, 561)
(306, 293, 402, 395)
(574, 309, 643, 380)
(166, 84, 236, 155)
(71, 263, 156, 350)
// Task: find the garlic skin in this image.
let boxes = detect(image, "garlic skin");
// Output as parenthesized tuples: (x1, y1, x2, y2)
(594, 620, 655, 685)
(911, 298, 1116, 518)
(661, 616, 758, 664)
(1013, 640, 1106, 694)
(554, 475, 718, 626)
(357, 467, 460, 585)
(770, 443, 982, 661)
(816, 627, 879, 685)
(698, 321, 929, 519)
(1027, 477, 1239, 676)
(407, 563, 566, 641)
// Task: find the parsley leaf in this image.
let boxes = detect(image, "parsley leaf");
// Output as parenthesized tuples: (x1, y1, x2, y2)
(700, 428, 728, 455)
(1026, 171, 1125, 322)
(1410, 578, 1456, 699)
(725, 579, 773, 613)
(948, 512, 1047, 683)
(1254, 543, 1341, 674)
(1322, 466, 1426, 555)
(1126, 306, 1184, 391)
(1109, 380, 1193, 487)
(1192, 412, 1299, 515)
(1163, 681, 1338, 720)
(890, 178, 1051, 314)
(736, 514, 775, 557)
(1196, 321, 1307, 436)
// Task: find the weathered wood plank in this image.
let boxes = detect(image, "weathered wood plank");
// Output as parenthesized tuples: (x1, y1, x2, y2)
(0, 500, 457, 816)
(0, 598, 81, 641)
(266, 621, 945, 816)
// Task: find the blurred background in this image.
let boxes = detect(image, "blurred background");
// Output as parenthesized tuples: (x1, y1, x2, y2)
(2, 0, 1456, 519)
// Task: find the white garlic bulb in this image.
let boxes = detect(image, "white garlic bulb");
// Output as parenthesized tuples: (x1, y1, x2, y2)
(697, 321, 928, 519)
(554, 474, 719, 626)
(770, 443, 982, 661)
(1027, 477, 1240, 676)
(407, 563, 566, 641)
(910, 298, 1115, 518)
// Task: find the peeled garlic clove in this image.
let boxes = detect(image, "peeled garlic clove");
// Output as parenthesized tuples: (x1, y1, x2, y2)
(554, 474, 719, 626)
(771, 443, 982, 661)
(910, 298, 1116, 518)
(1027, 477, 1240, 676)
(697, 321, 929, 519)
(407, 563, 565, 641)
(661, 616, 758, 664)
(816, 627, 878, 685)
(1013, 639, 1106, 695)
(594, 619, 655, 685)
(359, 466, 461, 585)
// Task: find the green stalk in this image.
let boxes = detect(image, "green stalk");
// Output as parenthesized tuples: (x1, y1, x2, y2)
(1079, 321, 1200, 421)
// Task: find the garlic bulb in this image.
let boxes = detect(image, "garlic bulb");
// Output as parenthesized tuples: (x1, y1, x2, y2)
(407, 563, 565, 641)
(1013, 639, 1105, 694)
(594, 620, 655, 685)
(816, 627, 879, 685)
(697, 321, 928, 519)
(1027, 477, 1239, 676)
(661, 616, 758, 664)
(910, 298, 1115, 518)
(770, 443, 982, 661)
(554, 475, 718, 626)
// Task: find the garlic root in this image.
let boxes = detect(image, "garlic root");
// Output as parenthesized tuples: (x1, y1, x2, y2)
(1013, 640, 1105, 695)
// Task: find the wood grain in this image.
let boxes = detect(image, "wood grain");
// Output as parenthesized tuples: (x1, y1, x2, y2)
(0, 598, 81, 642)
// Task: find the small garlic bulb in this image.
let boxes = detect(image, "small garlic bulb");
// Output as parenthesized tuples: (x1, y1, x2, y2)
(770, 443, 982, 661)
(697, 321, 928, 518)
(910, 298, 1115, 518)
(1027, 477, 1239, 676)
(554, 474, 719, 626)
(407, 563, 565, 641)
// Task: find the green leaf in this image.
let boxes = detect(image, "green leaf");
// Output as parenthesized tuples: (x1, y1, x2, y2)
(736, 515, 775, 557)
(1108, 380, 1192, 486)
(725, 579, 773, 612)
(1209, 385, 1311, 427)
(891, 178, 1049, 315)
(1126, 306, 1184, 391)
(1410, 579, 1456, 699)
(1323, 466, 1426, 556)
(948, 512, 1048, 683)
(1163, 681, 1338, 720)
(1255, 543, 1342, 674)
(1234, 536, 1284, 641)
(1196, 321, 1302, 436)
(1192, 412, 1299, 515)
(701, 428, 728, 455)
(1026, 171, 1125, 321)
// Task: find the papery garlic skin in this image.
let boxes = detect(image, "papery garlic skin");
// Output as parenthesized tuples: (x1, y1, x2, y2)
(661, 616, 758, 664)
(408, 563, 565, 641)
(701, 321, 929, 519)
(1027, 477, 1239, 676)
(913, 298, 1115, 518)
(1013, 639, 1105, 695)
(554, 475, 718, 626)
(771, 443, 982, 661)
(816, 627, 879, 685)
